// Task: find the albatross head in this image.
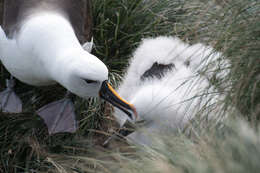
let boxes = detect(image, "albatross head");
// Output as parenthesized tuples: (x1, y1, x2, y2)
(55, 49, 137, 120)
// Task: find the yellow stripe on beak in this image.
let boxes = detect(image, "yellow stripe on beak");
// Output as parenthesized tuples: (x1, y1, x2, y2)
(99, 81, 138, 120)
(107, 83, 131, 106)
(106, 83, 138, 119)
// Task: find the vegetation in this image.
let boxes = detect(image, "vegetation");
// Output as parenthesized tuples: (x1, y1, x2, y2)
(0, 0, 259, 172)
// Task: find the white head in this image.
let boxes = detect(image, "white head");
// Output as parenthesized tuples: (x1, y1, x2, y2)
(52, 48, 137, 119)
(55, 49, 108, 98)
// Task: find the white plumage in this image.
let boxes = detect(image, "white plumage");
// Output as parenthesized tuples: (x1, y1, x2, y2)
(114, 36, 230, 146)
(0, 4, 136, 134)
(0, 13, 107, 96)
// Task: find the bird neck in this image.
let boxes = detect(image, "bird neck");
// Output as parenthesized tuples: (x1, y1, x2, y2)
(22, 12, 82, 54)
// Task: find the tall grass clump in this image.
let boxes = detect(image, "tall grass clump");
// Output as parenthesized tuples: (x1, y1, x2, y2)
(26, 118, 260, 173)
(97, 118, 260, 173)
(190, 0, 260, 125)
(92, 0, 186, 69)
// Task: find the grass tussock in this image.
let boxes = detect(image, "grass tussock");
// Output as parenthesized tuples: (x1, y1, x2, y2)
(10, 118, 259, 173)
(103, 118, 260, 173)
(0, 0, 259, 172)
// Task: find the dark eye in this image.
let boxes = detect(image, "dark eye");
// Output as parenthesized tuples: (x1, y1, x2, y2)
(84, 79, 97, 84)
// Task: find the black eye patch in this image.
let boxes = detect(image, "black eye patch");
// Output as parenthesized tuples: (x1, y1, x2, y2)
(140, 62, 175, 81)
(84, 79, 98, 84)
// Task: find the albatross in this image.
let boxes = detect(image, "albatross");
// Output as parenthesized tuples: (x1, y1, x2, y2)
(108, 36, 230, 146)
(0, 0, 137, 134)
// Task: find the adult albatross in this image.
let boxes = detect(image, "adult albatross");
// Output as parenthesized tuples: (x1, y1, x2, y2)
(0, 0, 137, 134)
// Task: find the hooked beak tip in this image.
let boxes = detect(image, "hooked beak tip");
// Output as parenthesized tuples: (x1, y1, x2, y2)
(129, 104, 138, 120)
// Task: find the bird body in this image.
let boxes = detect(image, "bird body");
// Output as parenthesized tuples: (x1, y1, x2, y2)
(0, 12, 107, 97)
(2, 0, 91, 42)
(114, 36, 229, 146)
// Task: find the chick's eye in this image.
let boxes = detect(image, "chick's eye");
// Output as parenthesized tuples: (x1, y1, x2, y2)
(84, 79, 97, 84)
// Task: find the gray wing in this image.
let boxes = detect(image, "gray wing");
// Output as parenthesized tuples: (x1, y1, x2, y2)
(2, 0, 92, 43)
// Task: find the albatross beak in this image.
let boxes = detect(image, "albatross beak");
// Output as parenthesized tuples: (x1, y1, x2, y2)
(99, 81, 137, 120)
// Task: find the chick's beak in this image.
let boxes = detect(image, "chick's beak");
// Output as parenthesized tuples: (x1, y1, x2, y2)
(99, 81, 137, 120)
